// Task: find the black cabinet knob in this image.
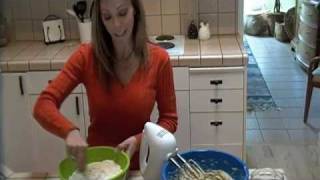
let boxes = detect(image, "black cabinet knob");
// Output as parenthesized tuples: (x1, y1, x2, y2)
(75, 96, 80, 115)
(210, 121, 223, 126)
(210, 80, 223, 85)
(210, 98, 223, 104)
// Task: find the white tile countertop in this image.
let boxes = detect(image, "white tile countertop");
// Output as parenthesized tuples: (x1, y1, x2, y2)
(5, 169, 287, 180)
(4, 171, 144, 180)
(0, 35, 247, 72)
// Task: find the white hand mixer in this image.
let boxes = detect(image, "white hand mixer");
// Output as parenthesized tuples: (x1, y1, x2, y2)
(139, 122, 218, 180)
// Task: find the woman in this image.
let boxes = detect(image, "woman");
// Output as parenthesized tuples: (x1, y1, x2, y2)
(33, 0, 177, 171)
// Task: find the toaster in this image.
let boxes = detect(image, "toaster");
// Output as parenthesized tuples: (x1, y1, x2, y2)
(42, 15, 65, 44)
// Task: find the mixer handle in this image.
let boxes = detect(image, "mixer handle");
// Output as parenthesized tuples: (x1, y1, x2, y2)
(139, 132, 149, 173)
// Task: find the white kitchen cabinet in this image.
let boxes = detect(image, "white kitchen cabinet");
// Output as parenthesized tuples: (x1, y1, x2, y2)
(189, 70, 243, 90)
(151, 66, 246, 157)
(190, 90, 244, 112)
(150, 91, 190, 151)
(189, 67, 246, 159)
(173, 91, 190, 151)
(190, 113, 243, 145)
(26, 71, 82, 95)
(0, 73, 32, 174)
(150, 67, 190, 151)
(26, 71, 86, 174)
(29, 93, 86, 174)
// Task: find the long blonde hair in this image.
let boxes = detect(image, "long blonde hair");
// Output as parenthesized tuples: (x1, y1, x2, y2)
(92, 0, 149, 82)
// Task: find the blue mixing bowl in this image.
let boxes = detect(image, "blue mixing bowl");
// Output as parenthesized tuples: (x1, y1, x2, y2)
(161, 149, 249, 180)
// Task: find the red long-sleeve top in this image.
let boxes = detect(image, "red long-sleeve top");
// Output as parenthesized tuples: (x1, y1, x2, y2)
(33, 43, 178, 170)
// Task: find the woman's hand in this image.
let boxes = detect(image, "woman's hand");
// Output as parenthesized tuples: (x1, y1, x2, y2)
(117, 136, 138, 158)
(65, 130, 88, 172)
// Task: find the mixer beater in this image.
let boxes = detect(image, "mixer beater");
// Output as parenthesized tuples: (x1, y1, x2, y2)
(168, 152, 233, 180)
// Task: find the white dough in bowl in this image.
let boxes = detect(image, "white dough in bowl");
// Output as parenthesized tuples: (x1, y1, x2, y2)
(69, 160, 122, 180)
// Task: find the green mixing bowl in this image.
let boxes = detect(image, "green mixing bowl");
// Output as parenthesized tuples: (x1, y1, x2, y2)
(59, 146, 130, 180)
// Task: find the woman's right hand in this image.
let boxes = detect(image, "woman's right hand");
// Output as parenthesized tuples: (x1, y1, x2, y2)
(65, 130, 88, 172)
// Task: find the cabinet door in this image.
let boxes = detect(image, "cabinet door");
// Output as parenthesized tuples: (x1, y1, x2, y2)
(174, 91, 190, 151)
(190, 90, 243, 112)
(150, 91, 190, 151)
(190, 112, 243, 145)
(29, 94, 86, 174)
(26, 71, 82, 94)
(0, 73, 32, 173)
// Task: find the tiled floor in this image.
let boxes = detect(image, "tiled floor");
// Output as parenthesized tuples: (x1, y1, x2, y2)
(245, 35, 320, 180)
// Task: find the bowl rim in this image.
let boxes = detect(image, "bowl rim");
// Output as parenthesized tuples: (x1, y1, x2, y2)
(160, 149, 249, 180)
(59, 146, 130, 180)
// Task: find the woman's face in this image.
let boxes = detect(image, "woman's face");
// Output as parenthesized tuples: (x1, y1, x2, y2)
(100, 0, 135, 43)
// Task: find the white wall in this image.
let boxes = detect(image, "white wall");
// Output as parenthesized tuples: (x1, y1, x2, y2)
(244, 0, 296, 15)
(265, 0, 296, 12)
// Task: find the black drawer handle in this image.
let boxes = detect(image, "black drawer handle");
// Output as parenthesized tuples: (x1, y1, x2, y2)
(210, 80, 223, 85)
(19, 76, 24, 95)
(210, 121, 223, 126)
(210, 98, 223, 104)
(75, 96, 80, 115)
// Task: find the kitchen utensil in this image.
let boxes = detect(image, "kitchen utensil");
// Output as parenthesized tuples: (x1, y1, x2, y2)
(59, 146, 130, 180)
(73, 4, 81, 22)
(66, 9, 80, 23)
(161, 149, 249, 180)
(73, 1, 87, 23)
(139, 122, 177, 180)
(169, 153, 234, 179)
(89, 0, 95, 19)
(168, 153, 206, 179)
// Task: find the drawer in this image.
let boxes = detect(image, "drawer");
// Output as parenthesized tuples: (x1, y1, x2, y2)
(173, 67, 189, 90)
(191, 144, 243, 160)
(301, 2, 319, 26)
(298, 20, 317, 48)
(190, 90, 243, 112)
(190, 112, 243, 145)
(296, 38, 316, 62)
(27, 71, 82, 94)
(190, 68, 243, 90)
